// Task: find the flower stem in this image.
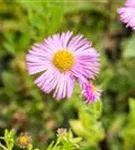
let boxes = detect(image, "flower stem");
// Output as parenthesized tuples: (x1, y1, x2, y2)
(0, 143, 8, 150)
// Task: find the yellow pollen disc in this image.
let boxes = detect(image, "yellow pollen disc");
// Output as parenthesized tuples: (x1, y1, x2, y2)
(19, 136, 28, 143)
(53, 50, 75, 72)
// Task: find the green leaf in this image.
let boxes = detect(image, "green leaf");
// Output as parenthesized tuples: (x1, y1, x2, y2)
(123, 33, 135, 58)
(70, 120, 86, 137)
(129, 98, 135, 125)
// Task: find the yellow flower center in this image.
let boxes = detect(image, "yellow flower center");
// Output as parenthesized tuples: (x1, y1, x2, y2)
(19, 136, 28, 143)
(53, 50, 75, 72)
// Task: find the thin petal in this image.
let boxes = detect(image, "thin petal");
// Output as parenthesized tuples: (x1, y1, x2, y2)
(35, 67, 59, 93)
(118, 7, 135, 30)
(26, 52, 51, 75)
(125, 0, 135, 7)
(53, 72, 75, 100)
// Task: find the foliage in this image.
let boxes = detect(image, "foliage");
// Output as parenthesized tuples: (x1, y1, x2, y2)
(121, 99, 135, 150)
(0, 129, 81, 150)
(123, 33, 135, 58)
(70, 101, 104, 147)
(0, 129, 15, 150)
(47, 129, 82, 150)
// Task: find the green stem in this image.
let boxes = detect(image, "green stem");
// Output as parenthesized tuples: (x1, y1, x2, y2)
(0, 143, 8, 150)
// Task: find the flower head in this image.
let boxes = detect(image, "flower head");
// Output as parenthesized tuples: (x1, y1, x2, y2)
(57, 128, 67, 136)
(118, 0, 135, 30)
(17, 132, 32, 149)
(26, 31, 100, 100)
(81, 82, 101, 103)
(125, 0, 135, 7)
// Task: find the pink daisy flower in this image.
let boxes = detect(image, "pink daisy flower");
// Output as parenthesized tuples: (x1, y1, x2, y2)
(26, 31, 100, 100)
(118, 0, 135, 30)
(125, 0, 135, 7)
(81, 82, 101, 103)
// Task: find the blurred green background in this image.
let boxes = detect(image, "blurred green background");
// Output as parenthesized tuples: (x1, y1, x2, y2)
(1, 0, 135, 149)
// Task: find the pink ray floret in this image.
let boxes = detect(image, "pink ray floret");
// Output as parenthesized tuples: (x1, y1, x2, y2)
(81, 82, 101, 103)
(118, 0, 135, 30)
(26, 31, 100, 100)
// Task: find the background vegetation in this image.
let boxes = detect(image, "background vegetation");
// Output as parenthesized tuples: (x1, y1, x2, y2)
(0, 0, 135, 149)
